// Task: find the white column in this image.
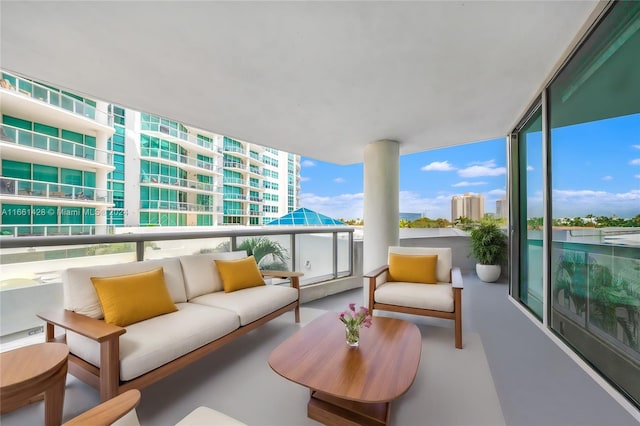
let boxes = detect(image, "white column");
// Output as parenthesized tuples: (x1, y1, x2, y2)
(363, 140, 399, 302)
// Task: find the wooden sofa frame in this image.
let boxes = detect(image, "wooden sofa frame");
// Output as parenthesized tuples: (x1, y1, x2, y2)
(38, 270, 301, 402)
(364, 266, 463, 349)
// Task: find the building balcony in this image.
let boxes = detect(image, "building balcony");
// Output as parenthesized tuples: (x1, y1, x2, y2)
(223, 177, 248, 187)
(139, 175, 218, 193)
(0, 178, 112, 204)
(223, 161, 246, 171)
(140, 121, 218, 154)
(0, 71, 113, 134)
(140, 200, 215, 213)
(1, 125, 113, 169)
(140, 149, 221, 175)
(222, 145, 248, 157)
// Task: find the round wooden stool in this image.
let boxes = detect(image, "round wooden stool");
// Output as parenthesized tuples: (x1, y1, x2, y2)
(1, 342, 69, 426)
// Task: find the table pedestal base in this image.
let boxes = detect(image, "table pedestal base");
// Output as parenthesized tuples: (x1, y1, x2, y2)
(307, 391, 389, 426)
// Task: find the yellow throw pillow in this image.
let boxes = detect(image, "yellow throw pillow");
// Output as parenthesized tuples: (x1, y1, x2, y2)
(215, 256, 266, 293)
(388, 253, 438, 284)
(91, 267, 178, 327)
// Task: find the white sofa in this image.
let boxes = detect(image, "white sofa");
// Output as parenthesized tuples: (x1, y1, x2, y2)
(38, 251, 301, 401)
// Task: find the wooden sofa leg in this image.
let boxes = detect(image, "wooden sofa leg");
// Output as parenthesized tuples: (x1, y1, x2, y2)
(295, 304, 300, 323)
(454, 288, 462, 349)
(100, 338, 120, 401)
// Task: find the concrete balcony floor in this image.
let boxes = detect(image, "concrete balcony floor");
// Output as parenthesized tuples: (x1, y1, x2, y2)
(1, 273, 638, 425)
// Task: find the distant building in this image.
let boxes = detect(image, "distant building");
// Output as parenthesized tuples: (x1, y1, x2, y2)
(451, 193, 485, 221)
(399, 212, 422, 222)
(496, 198, 508, 219)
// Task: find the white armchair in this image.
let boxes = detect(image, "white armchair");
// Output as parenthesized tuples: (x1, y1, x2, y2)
(364, 246, 464, 349)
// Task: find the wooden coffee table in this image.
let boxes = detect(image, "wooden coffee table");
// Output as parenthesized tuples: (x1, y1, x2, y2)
(269, 312, 421, 425)
(0, 342, 69, 426)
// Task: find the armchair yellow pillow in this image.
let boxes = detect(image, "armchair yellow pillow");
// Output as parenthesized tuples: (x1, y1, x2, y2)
(215, 255, 266, 293)
(388, 253, 438, 284)
(91, 267, 178, 327)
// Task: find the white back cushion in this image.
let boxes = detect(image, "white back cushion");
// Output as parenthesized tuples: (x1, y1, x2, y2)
(388, 246, 452, 283)
(179, 251, 247, 299)
(64, 258, 187, 319)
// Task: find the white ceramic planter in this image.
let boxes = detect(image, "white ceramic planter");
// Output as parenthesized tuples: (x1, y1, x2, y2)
(476, 264, 501, 283)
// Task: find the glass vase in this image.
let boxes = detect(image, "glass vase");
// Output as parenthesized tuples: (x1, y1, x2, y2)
(345, 325, 360, 347)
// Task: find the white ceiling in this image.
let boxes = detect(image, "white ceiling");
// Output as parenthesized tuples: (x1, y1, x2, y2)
(1, 1, 599, 164)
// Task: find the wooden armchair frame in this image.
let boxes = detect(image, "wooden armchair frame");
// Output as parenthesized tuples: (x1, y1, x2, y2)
(364, 255, 463, 349)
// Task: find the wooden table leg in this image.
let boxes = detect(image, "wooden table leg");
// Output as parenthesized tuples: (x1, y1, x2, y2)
(44, 363, 67, 426)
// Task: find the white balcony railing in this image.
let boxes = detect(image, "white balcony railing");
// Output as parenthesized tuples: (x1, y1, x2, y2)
(1, 124, 112, 164)
(0, 177, 112, 203)
(1, 70, 112, 124)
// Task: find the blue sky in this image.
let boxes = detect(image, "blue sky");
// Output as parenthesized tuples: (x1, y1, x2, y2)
(298, 113, 640, 221)
(299, 138, 508, 221)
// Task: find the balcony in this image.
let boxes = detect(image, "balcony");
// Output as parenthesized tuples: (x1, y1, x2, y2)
(140, 200, 215, 212)
(1, 124, 113, 168)
(140, 149, 220, 174)
(0, 230, 636, 425)
(0, 178, 112, 204)
(223, 177, 247, 187)
(140, 121, 217, 153)
(140, 174, 217, 193)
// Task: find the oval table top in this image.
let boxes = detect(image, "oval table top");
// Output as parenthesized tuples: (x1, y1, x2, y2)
(0, 343, 69, 393)
(269, 311, 421, 403)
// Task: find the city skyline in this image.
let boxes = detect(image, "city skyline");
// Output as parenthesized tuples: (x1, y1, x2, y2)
(300, 137, 508, 221)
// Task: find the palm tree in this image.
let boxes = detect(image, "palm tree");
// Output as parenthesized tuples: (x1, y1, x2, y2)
(237, 236, 289, 270)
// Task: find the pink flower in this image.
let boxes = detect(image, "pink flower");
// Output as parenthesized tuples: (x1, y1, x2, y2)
(339, 303, 372, 329)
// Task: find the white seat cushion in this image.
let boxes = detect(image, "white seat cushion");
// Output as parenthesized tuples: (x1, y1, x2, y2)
(66, 303, 240, 381)
(375, 281, 454, 312)
(190, 286, 298, 326)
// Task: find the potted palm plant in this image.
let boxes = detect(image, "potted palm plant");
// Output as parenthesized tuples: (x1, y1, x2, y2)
(470, 220, 507, 282)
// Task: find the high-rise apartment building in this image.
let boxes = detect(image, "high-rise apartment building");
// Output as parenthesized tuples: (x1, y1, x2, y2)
(0, 70, 300, 235)
(451, 192, 485, 222)
(495, 198, 508, 219)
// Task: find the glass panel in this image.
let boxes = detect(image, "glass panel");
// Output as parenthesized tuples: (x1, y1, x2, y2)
(549, 1, 640, 406)
(518, 108, 544, 319)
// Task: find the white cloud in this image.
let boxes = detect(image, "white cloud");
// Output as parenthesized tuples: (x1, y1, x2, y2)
(399, 191, 453, 219)
(633, 145, 640, 150)
(488, 189, 506, 197)
(333, 177, 345, 183)
(300, 192, 363, 220)
(421, 161, 456, 172)
(602, 176, 613, 181)
(470, 160, 497, 167)
(452, 181, 487, 187)
(635, 174, 640, 179)
(301, 160, 316, 167)
(631, 159, 640, 166)
(458, 164, 506, 178)
(300, 176, 310, 182)
(552, 189, 640, 217)
(527, 165, 534, 171)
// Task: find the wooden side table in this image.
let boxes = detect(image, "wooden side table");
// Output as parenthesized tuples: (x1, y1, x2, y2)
(1, 342, 69, 426)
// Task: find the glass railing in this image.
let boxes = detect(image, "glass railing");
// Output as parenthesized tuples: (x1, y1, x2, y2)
(223, 177, 246, 186)
(0, 224, 114, 238)
(0, 70, 111, 124)
(249, 166, 261, 175)
(1, 125, 112, 164)
(223, 161, 245, 169)
(140, 122, 217, 151)
(140, 200, 215, 212)
(0, 178, 112, 203)
(223, 145, 247, 156)
(223, 193, 246, 201)
(0, 226, 354, 342)
(223, 209, 246, 215)
(140, 148, 219, 173)
(140, 174, 216, 192)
